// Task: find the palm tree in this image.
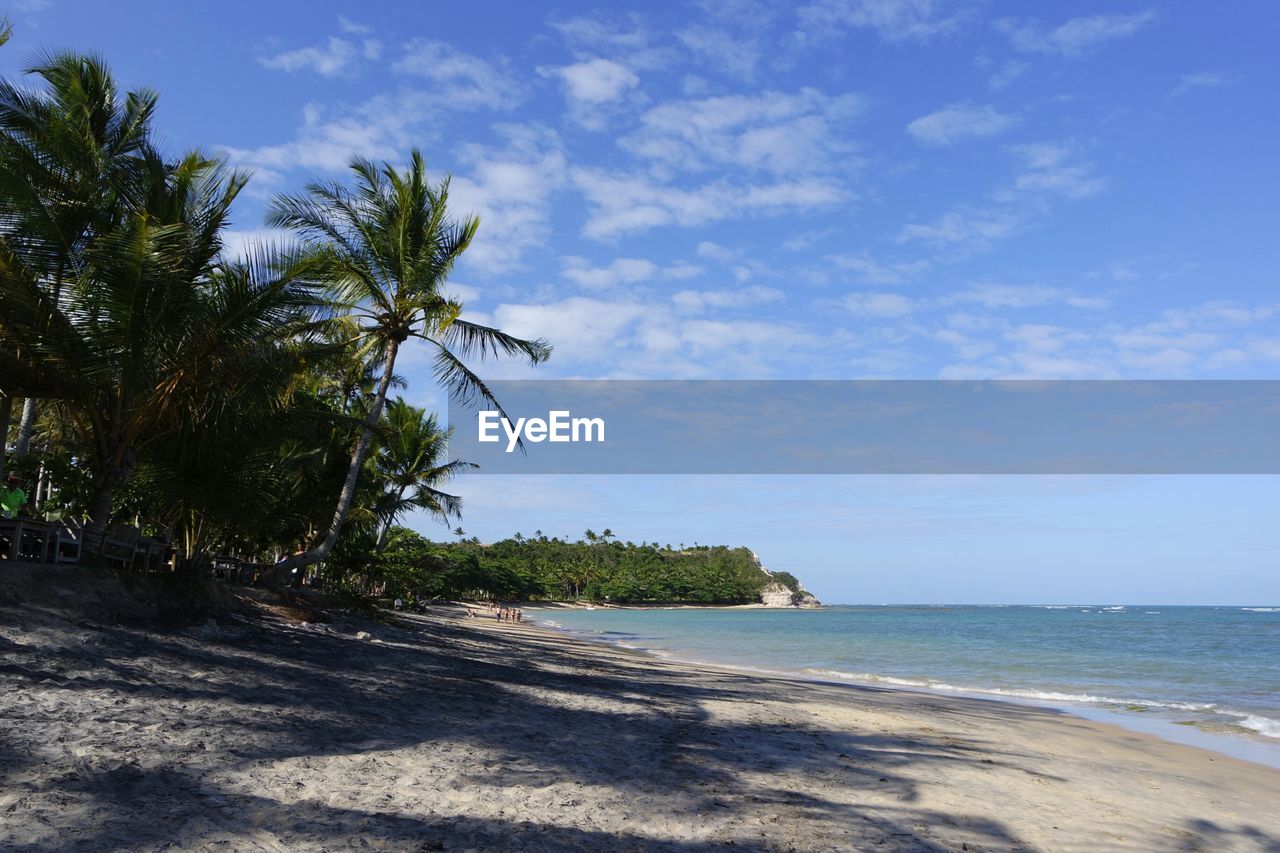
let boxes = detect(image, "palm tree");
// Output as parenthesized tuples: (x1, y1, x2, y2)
(0, 53, 159, 466)
(371, 397, 475, 550)
(0, 54, 322, 546)
(268, 151, 550, 570)
(2, 161, 320, 545)
(125, 255, 328, 561)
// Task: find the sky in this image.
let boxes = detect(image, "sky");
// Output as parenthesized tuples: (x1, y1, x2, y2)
(3, 0, 1277, 603)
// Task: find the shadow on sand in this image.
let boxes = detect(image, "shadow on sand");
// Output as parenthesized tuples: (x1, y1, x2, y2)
(2, 592, 1276, 851)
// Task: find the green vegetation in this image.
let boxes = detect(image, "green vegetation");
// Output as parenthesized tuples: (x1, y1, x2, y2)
(0, 47, 803, 607)
(371, 529, 779, 604)
(0, 51, 542, 579)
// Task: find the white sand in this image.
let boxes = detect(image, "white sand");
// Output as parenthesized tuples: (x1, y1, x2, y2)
(2, 574, 1279, 851)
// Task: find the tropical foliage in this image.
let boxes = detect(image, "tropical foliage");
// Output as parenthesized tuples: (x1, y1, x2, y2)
(0, 51, 536, 578)
(374, 530, 779, 605)
(0, 47, 788, 607)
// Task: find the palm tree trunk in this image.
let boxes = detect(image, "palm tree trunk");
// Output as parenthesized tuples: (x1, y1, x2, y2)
(281, 337, 401, 570)
(85, 466, 122, 550)
(375, 485, 407, 552)
(0, 394, 12, 480)
(13, 398, 36, 458)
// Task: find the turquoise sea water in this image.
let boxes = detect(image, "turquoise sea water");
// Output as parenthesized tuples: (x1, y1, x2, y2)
(532, 605, 1280, 765)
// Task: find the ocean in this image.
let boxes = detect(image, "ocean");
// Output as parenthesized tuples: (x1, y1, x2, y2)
(532, 604, 1280, 767)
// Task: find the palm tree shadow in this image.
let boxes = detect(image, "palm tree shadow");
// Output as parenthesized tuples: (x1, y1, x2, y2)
(0, 604, 1113, 851)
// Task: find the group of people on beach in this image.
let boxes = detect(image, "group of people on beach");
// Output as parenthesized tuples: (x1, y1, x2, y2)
(479, 601, 523, 624)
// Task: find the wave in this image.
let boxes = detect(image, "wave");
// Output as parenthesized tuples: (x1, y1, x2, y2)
(799, 669, 1221, 712)
(1240, 714, 1280, 738)
(1241, 607, 1280, 613)
(536, 616, 1280, 748)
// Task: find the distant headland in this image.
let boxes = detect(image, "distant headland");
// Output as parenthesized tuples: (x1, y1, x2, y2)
(375, 529, 820, 608)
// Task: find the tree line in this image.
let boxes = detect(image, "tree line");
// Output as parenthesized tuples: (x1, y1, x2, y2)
(370, 529, 799, 605)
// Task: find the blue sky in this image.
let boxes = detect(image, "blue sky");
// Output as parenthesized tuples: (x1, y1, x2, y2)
(4, 1, 1277, 602)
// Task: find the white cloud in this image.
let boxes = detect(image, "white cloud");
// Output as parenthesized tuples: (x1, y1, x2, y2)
(987, 60, 1030, 91)
(573, 168, 847, 240)
(782, 229, 838, 252)
(442, 283, 482, 305)
(1004, 323, 1086, 354)
(677, 25, 763, 79)
(221, 96, 420, 184)
(1105, 261, 1139, 283)
(946, 283, 1108, 310)
(492, 297, 649, 366)
(906, 103, 1019, 146)
(933, 328, 996, 361)
(1168, 70, 1238, 99)
(449, 125, 567, 274)
(996, 10, 1157, 58)
(553, 14, 652, 52)
(560, 256, 701, 290)
(843, 292, 916, 317)
(898, 142, 1104, 253)
(622, 88, 865, 176)
(934, 298, 1280, 379)
(797, 0, 967, 44)
(540, 58, 642, 130)
(697, 241, 738, 263)
(829, 252, 929, 285)
(562, 257, 656, 289)
(488, 295, 818, 377)
(551, 14, 678, 71)
(219, 228, 294, 261)
(1007, 143, 1106, 200)
(898, 206, 1026, 249)
(393, 40, 524, 110)
(337, 17, 371, 35)
(547, 58, 640, 105)
(1139, 301, 1278, 334)
(260, 34, 381, 77)
(672, 285, 783, 313)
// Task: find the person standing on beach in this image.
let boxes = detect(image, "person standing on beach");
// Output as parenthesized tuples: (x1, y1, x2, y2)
(0, 474, 27, 560)
(1, 474, 26, 519)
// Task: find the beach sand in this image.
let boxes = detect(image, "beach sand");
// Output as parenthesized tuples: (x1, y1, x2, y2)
(3, 577, 1279, 851)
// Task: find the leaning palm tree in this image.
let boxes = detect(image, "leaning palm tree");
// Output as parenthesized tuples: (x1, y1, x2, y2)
(268, 151, 550, 570)
(371, 397, 475, 551)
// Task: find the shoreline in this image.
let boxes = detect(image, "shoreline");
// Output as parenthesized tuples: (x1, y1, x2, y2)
(527, 604, 1280, 771)
(5, 587, 1280, 849)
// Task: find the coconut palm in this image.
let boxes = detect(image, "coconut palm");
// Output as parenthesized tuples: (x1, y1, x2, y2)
(267, 151, 550, 569)
(370, 397, 475, 551)
(124, 257, 330, 561)
(0, 53, 160, 463)
(0, 138, 321, 545)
